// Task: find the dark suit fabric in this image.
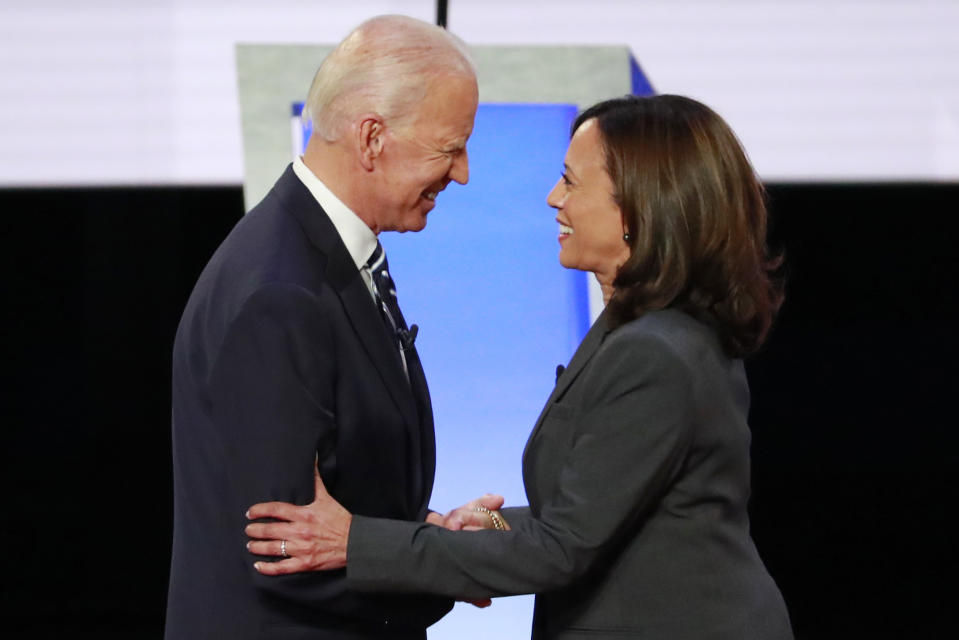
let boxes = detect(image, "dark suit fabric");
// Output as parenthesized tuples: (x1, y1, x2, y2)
(348, 309, 793, 639)
(165, 165, 451, 639)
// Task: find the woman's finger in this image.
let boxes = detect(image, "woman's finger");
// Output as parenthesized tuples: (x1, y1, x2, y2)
(254, 557, 311, 576)
(247, 539, 290, 557)
(245, 522, 296, 541)
(247, 501, 301, 521)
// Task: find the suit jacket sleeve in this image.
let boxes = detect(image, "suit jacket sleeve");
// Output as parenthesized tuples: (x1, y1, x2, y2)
(346, 329, 695, 599)
(210, 282, 451, 625)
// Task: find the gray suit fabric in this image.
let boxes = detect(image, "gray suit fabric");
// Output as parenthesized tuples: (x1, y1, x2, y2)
(347, 309, 793, 639)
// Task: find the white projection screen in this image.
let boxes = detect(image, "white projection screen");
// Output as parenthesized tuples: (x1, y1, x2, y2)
(0, 0, 957, 185)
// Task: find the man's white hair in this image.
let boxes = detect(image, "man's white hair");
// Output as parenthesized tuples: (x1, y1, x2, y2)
(304, 15, 477, 142)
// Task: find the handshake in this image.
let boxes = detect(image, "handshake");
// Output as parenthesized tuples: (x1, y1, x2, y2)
(425, 494, 510, 533)
(425, 493, 510, 608)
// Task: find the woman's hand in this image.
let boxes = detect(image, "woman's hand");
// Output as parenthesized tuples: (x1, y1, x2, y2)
(245, 465, 351, 575)
(430, 494, 510, 531)
(426, 493, 510, 608)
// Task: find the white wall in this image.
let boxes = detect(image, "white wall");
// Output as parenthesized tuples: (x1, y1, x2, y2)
(1, 0, 957, 186)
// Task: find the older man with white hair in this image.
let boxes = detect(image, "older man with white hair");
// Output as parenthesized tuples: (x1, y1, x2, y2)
(166, 15, 491, 639)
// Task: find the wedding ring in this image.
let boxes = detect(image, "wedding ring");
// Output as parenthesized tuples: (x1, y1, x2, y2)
(280, 540, 288, 557)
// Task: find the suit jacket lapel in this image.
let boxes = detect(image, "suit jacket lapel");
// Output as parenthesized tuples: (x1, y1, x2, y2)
(405, 346, 434, 517)
(523, 309, 611, 458)
(370, 283, 431, 515)
(274, 165, 419, 433)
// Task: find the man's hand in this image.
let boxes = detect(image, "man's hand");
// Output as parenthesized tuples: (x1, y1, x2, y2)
(245, 464, 351, 574)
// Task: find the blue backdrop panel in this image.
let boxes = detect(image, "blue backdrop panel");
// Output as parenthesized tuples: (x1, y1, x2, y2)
(292, 102, 583, 632)
(380, 103, 583, 511)
(630, 54, 655, 96)
(378, 103, 582, 634)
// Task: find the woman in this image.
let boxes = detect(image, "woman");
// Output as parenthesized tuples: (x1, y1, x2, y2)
(246, 95, 792, 639)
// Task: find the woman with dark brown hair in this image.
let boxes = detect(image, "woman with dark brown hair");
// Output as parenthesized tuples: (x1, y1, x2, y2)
(245, 94, 793, 639)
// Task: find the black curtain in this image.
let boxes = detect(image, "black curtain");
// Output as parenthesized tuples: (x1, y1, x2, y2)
(2, 183, 956, 638)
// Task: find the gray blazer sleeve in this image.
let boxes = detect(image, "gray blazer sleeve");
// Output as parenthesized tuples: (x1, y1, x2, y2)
(346, 330, 695, 599)
(498, 506, 532, 527)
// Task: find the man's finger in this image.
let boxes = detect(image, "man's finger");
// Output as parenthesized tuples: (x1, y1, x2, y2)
(444, 512, 465, 530)
(476, 494, 505, 510)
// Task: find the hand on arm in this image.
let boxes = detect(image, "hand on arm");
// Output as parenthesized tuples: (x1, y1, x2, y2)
(245, 471, 501, 607)
(246, 463, 352, 575)
(223, 285, 452, 624)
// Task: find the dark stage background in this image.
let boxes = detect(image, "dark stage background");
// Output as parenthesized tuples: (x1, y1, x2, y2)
(2, 183, 956, 638)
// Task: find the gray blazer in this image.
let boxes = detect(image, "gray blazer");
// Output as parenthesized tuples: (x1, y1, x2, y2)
(348, 309, 793, 639)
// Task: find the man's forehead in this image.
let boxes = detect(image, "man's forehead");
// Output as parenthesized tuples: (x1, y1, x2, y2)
(413, 95, 476, 141)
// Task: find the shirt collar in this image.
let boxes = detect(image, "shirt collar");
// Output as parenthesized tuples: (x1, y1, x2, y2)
(292, 155, 378, 269)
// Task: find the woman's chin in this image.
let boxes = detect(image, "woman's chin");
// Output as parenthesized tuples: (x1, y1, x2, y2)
(558, 254, 591, 275)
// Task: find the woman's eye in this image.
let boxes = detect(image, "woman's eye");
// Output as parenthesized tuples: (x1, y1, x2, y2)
(561, 173, 572, 186)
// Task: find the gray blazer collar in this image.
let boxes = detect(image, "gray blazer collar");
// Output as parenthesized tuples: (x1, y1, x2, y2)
(524, 309, 611, 449)
(552, 309, 610, 402)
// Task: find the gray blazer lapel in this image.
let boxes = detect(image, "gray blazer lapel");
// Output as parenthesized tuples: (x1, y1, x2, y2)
(523, 310, 610, 456)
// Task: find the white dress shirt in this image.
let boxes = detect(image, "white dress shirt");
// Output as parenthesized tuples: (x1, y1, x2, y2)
(292, 155, 379, 298)
(292, 156, 408, 376)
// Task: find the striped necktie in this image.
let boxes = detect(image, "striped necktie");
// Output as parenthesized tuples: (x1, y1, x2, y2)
(366, 242, 415, 376)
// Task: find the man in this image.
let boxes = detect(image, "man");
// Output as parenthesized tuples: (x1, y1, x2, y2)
(165, 15, 482, 638)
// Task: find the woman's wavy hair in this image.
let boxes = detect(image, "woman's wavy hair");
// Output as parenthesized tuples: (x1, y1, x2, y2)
(575, 95, 784, 358)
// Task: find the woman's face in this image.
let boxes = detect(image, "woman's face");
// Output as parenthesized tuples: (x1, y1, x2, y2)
(547, 119, 630, 283)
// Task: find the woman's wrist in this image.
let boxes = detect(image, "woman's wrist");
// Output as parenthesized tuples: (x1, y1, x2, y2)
(471, 505, 508, 531)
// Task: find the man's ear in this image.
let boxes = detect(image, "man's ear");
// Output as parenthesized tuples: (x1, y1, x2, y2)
(356, 115, 385, 171)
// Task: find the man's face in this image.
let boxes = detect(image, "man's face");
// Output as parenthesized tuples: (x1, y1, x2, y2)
(373, 74, 479, 233)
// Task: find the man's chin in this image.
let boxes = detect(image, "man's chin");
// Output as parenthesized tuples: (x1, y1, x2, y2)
(396, 212, 429, 233)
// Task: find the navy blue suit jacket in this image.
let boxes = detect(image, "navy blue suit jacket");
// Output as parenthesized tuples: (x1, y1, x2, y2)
(165, 165, 452, 639)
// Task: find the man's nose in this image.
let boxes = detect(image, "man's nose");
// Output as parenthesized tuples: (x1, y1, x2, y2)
(448, 149, 469, 185)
